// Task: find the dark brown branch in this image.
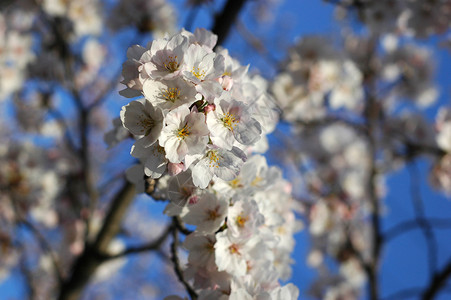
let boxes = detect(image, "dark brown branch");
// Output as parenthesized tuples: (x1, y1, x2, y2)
(382, 287, 422, 300)
(58, 182, 136, 300)
(384, 218, 451, 241)
(17, 243, 36, 300)
(170, 226, 197, 300)
(86, 68, 123, 111)
(408, 163, 438, 277)
(8, 194, 64, 285)
(322, 0, 366, 9)
(211, 0, 248, 47)
(34, 0, 99, 242)
(18, 219, 64, 284)
(293, 117, 367, 134)
(422, 258, 451, 300)
(46, 107, 79, 156)
(105, 223, 173, 259)
(173, 216, 194, 236)
(390, 129, 446, 159)
(363, 35, 382, 300)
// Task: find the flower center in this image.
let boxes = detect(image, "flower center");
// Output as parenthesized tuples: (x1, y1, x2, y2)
(229, 177, 243, 189)
(206, 150, 221, 168)
(220, 112, 238, 131)
(236, 214, 249, 228)
(160, 87, 180, 103)
(164, 55, 179, 72)
(176, 124, 190, 139)
(192, 66, 206, 80)
(139, 115, 155, 135)
(228, 244, 240, 255)
(206, 206, 220, 221)
(152, 145, 165, 156)
(251, 176, 263, 187)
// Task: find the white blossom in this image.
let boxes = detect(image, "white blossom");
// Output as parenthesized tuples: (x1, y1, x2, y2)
(120, 99, 164, 148)
(159, 105, 209, 163)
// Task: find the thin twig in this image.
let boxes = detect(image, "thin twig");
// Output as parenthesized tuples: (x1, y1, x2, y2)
(106, 223, 173, 259)
(17, 242, 37, 300)
(58, 182, 136, 300)
(47, 107, 79, 155)
(173, 216, 194, 236)
(363, 34, 382, 300)
(86, 68, 123, 111)
(408, 162, 438, 277)
(170, 226, 197, 300)
(382, 287, 422, 300)
(18, 219, 64, 284)
(8, 194, 64, 284)
(384, 218, 451, 241)
(235, 20, 280, 68)
(421, 257, 451, 300)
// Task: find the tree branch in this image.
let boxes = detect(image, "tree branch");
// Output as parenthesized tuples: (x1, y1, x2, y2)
(382, 287, 422, 300)
(170, 225, 197, 300)
(384, 218, 451, 241)
(408, 163, 438, 277)
(422, 257, 451, 300)
(8, 194, 64, 285)
(18, 219, 64, 284)
(105, 223, 173, 260)
(211, 0, 248, 47)
(173, 216, 194, 236)
(57, 181, 136, 300)
(363, 35, 382, 300)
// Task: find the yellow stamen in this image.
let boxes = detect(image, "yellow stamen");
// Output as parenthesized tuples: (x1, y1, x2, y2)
(229, 244, 240, 255)
(220, 112, 238, 131)
(236, 214, 249, 228)
(207, 150, 221, 168)
(160, 87, 180, 103)
(164, 55, 179, 72)
(137, 115, 155, 136)
(229, 177, 243, 189)
(251, 176, 263, 187)
(206, 206, 220, 221)
(192, 66, 206, 80)
(177, 124, 190, 139)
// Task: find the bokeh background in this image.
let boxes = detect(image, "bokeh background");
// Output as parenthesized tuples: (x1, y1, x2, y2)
(0, 0, 450, 299)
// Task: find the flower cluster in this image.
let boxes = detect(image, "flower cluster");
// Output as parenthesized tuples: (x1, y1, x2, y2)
(335, 0, 451, 37)
(42, 0, 102, 39)
(281, 123, 372, 299)
(270, 23, 450, 297)
(0, 138, 71, 284)
(0, 140, 67, 229)
(120, 28, 278, 189)
(118, 28, 299, 299)
(0, 11, 35, 100)
(158, 155, 301, 299)
(271, 36, 364, 122)
(380, 41, 438, 107)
